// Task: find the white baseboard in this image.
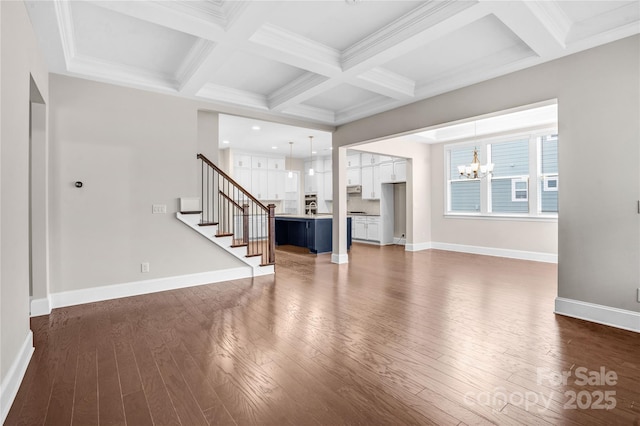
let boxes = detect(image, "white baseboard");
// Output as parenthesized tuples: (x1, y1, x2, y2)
(393, 237, 406, 245)
(555, 297, 640, 333)
(1, 331, 34, 424)
(30, 297, 51, 317)
(331, 253, 349, 264)
(430, 242, 557, 263)
(405, 242, 433, 252)
(46, 267, 252, 312)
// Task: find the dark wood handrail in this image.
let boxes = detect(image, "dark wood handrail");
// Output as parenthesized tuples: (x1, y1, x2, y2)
(218, 190, 243, 210)
(197, 153, 268, 212)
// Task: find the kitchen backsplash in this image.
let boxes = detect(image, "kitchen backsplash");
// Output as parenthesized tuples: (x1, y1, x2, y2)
(346, 194, 381, 215)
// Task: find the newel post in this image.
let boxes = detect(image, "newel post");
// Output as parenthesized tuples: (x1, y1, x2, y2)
(268, 204, 276, 264)
(242, 204, 249, 245)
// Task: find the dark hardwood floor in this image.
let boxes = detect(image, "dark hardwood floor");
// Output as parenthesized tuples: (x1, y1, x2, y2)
(6, 244, 640, 425)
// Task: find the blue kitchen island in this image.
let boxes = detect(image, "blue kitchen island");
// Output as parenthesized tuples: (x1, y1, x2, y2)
(275, 215, 352, 254)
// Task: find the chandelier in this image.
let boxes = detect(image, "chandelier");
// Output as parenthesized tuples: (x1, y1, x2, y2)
(457, 147, 494, 179)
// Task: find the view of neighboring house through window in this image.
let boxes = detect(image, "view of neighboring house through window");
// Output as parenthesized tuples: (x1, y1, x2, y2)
(539, 134, 558, 213)
(490, 138, 529, 213)
(446, 131, 558, 217)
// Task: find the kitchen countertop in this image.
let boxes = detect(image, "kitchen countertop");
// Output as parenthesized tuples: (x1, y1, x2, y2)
(275, 214, 333, 220)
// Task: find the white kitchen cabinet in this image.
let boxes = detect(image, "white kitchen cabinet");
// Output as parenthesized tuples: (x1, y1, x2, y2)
(347, 153, 360, 168)
(361, 165, 381, 200)
(347, 168, 361, 186)
(304, 170, 318, 194)
(234, 154, 251, 169)
(305, 159, 324, 175)
(285, 171, 298, 193)
(251, 169, 268, 200)
(267, 157, 285, 170)
(360, 153, 391, 166)
(235, 168, 252, 192)
(267, 170, 286, 200)
(366, 217, 380, 241)
(352, 216, 381, 242)
(353, 217, 367, 240)
(323, 172, 332, 200)
(323, 157, 332, 172)
(380, 159, 407, 183)
(251, 156, 268, 169)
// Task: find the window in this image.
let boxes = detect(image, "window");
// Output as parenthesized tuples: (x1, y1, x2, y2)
(539, 134, 558, 212)
(448, 146, 481, 212)
(490, 139, 529, 213)
(445, 131, 558, 217)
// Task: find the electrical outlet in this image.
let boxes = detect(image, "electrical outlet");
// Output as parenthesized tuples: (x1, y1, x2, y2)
(141, 262, 150, 273)
(152, 204, 167, 214)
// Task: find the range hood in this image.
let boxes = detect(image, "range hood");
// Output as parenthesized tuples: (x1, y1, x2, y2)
(347, 185, 362, 194)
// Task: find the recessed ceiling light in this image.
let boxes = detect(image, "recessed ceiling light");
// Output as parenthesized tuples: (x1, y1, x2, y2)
(252, 125, 260, 130)
(272, 146, 278, 150)
(312, 151, 317, 154)
(222, 140, 230, 144)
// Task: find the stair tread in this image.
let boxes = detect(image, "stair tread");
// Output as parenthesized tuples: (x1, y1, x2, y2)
(246, 253, 263, 258)
(260, 262, 275, 267)
(216, 233, 234, 237)
(180, 210, 202, 214)
(230, 243, 248, 248)
(198, 222, 218, 226)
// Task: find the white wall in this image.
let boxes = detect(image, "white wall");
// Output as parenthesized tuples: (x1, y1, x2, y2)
(0, 0, 49, 419)
(334, 35, 640, 315)
(48, 74, 246, 294)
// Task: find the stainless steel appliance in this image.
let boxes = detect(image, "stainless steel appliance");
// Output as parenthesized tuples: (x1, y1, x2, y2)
(347, 185, 362, 194)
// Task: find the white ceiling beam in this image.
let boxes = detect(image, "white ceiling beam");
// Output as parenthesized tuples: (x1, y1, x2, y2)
(266, 2, 491, 112)
(341, 0, 483, 72)
(353, 68, 416, 100)
(249, 24, 342, 77)
(490, 0, 570, 58)
(196, 83, 269, 111)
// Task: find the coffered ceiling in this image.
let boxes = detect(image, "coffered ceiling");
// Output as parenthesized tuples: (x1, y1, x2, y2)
(27, 1, 639, 127)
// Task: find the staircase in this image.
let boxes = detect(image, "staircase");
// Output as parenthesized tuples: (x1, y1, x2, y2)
(176, 154, 275, 276)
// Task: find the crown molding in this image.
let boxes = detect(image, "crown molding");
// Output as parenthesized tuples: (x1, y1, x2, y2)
(197, 83, 269, 110)
(341, 0, 478, 71)
(176, 39, 217, 90)
(524, 0, 571, 47)
(281, 104, 336, 124)
(268, 72, 330, 111)
(69, 55, 180, 92)
(54, 0, 76, 66)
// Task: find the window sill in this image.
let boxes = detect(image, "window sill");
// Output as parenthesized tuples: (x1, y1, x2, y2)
(443, 213, 558, 223)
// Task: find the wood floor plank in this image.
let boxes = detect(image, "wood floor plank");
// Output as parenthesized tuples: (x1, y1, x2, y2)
(123, 390, 154, 426)
(6, 244, 640, 425)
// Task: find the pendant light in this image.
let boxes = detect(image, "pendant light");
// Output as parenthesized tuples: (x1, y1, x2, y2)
(308, 136, 315, 176)
(288, 141, 294, 178)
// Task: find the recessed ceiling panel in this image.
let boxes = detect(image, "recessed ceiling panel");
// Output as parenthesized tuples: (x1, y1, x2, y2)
(304, 84, 386, 113)
(558, 1, 640, 42)
(383, 14, 535, 84)
(263, 1, 423, 51)
(557, 1, 636, 23)
(210, 52, 307, 96)
(71, 1, 199, 76)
